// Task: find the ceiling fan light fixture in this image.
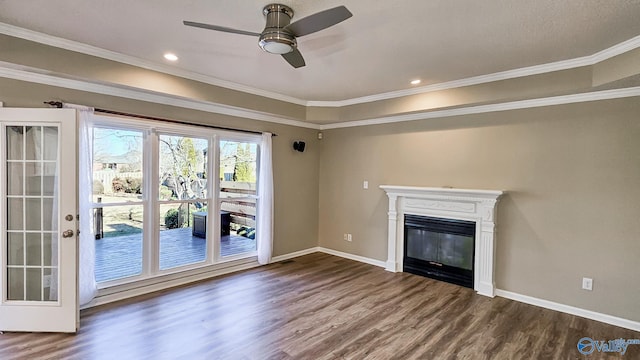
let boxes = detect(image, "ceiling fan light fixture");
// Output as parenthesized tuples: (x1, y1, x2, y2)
(261, 41, 293, 54)
(259, 31, 296, 54)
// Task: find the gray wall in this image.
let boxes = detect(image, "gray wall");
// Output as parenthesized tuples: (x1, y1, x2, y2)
(318, 97, 640, 321)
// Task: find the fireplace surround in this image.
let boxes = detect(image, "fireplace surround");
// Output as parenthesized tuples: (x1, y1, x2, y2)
(380, 185, 503, 297)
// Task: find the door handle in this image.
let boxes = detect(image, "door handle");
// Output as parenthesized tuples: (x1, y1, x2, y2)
(62, 229, 75, 238)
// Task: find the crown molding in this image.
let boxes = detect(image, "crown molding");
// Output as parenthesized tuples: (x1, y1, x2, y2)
(590, 33, 640, 63)
(0, 22, 308, 106)
(2, 22, 639, 109)
(318, 86, 640, 130)
(307, 56, 593, 108)
(311, 34, 640, 108)
(1, 60, 638, 132)
(0, 61, 320, 130)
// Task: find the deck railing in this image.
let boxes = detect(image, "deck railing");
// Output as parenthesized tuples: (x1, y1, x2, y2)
(94, 180, 257, 237)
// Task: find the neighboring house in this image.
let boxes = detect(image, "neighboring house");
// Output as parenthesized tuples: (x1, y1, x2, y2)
(93, 150, 142, 172)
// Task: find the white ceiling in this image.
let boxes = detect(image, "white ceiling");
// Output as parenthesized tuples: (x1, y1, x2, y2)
(1, 0, 639, 102)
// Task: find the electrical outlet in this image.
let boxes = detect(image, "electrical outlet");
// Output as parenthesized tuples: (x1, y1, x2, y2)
(582, 277, 593, 291)
(347, 234, 352, 242)
(363, 180, 369, 189)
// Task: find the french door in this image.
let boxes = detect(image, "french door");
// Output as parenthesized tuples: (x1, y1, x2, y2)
(0, 108, 78, 333)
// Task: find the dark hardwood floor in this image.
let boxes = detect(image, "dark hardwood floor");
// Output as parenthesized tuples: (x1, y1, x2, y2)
(1, 253, 638, 359)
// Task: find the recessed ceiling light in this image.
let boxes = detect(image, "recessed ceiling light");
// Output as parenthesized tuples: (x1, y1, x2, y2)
(410, 79, 421, 85)
(164, 53, 179, 62)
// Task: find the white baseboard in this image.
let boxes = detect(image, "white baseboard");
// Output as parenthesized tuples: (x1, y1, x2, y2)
(271, 246, 386, 268)
(317, 247, 387, 268)
(271, 247, 320, 263)
(495, 289, 640, 332)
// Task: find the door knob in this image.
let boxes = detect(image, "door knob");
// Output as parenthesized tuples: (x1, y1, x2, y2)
(62, 229, 74, 238)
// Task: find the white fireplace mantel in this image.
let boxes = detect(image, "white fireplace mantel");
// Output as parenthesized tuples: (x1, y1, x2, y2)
(380, 185, 504, 297)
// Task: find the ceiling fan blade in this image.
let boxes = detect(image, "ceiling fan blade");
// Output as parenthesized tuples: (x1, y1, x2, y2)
(282, 49, 306, 68)
(284, 6, 352, 37)
(183, 21, 260, 37)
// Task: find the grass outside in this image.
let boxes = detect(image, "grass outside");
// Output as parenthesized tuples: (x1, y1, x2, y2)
(97, 194, 143, 238)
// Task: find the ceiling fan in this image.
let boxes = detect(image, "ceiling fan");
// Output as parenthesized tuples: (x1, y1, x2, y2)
(183, 4, 352, 68)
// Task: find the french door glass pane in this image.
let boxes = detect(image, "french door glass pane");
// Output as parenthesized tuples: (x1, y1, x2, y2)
(5, 125, 59, 301)
(159, 201, 207, 270)
(219, 141, 257, 256)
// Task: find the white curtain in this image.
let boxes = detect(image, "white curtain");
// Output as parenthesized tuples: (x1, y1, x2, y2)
(65, 104, 98, 305)
(256, 132, 274, 265)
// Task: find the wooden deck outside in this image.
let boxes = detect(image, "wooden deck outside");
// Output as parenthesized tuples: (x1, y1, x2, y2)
(95, 227, 256, 283)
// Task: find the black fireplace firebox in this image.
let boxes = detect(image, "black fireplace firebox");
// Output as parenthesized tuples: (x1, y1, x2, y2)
(403, 215, 476, 288)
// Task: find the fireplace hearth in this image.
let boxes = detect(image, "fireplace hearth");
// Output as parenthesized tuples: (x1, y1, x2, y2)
(403, 215, 475, 288)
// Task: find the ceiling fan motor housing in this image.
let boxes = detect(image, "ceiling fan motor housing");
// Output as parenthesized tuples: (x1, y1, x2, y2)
(259, 4, 297, 54)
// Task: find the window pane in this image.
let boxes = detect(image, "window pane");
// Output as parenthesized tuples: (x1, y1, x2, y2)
(42, 127, 58, 161)
(25, 198, 42, 231)
(26, 268, 42, 301)
(8, 233, 24, 266)
(93, 128, 143, 203)
(219, 141, 257, 257)
(94, 205, 143, 282)
(7, 198, 24, 230)
(7, 268, 24, 300)
(42, 198, 54, 231)
(25, 126, 41, 160)
(43, 233, 54, 266)
(25, 233, 42, 266)
(43, 163, 56, 196)
(221, 210, 257, 257)
(159, 201, 207, 270)
(219, 141, 257, 196)
(7, 126, 24, 160)
(7, 162, 23, 195)
(159, 134, 208, 201)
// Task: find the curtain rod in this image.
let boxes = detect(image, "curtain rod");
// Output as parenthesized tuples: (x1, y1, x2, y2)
(43, 101, 277, 137)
